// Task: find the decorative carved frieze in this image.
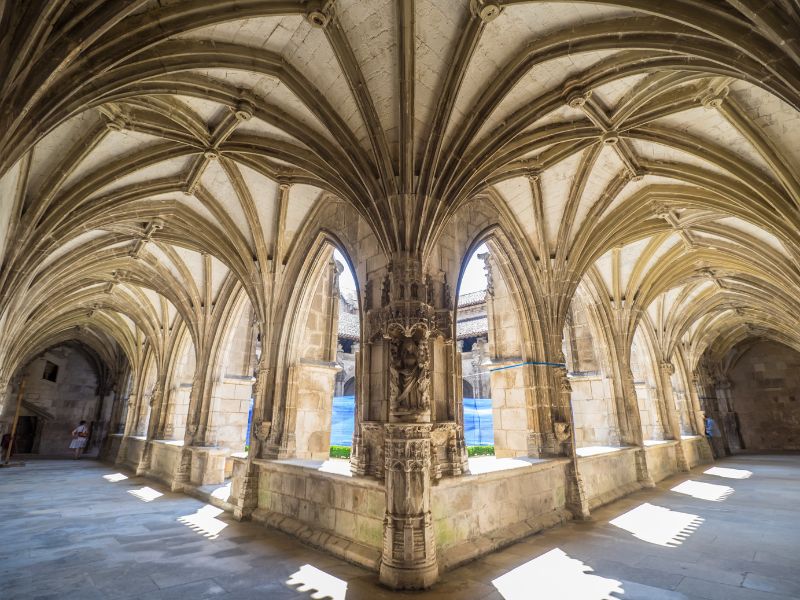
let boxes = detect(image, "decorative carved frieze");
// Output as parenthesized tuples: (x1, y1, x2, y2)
(351, 422, 385, 479)
(380, 423, 438, 589)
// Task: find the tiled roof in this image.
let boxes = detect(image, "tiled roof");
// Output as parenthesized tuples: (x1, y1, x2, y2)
(458, 290, 486, 307)
(338, 311, 360, 340)
(457, 316, 488, 338)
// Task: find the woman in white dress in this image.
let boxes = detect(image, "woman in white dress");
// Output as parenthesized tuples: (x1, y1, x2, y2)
(70, 420, 89, 459)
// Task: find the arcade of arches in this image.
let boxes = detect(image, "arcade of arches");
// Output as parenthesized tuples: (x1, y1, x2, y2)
(1, 0, 799, 592)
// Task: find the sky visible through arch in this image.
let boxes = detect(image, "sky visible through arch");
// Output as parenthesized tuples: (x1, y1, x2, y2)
(459, 243, 489, 294)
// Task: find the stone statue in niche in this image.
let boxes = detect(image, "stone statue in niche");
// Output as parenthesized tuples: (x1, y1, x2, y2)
(554, 421, 571, 443)
(364, 279, 373, 311)
(479, 252, 494, 296)
(381, 276, 390, 306)
(426, 275, 435, 306)
(253, 418, 271, 442)
(389, 334, 431, 416)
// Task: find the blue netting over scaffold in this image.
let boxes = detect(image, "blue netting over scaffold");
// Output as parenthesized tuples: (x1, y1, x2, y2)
(329, 395, 493, 447)
(331, 395, 355, 446)
(464, 397, 493, 446)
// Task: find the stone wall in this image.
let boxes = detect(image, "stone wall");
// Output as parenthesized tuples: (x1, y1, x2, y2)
(289, 363, 338, 459)
(579, 448, 641, 509)
(148, 440, 183, 485)
(570, 375, 618, 447)
(2, 346, 101, 456)
(644, 441, 679, 483)
(207, 376, 253, 450)
(728, 341, 800, 450)
(242, 459, 385, 568)
(432, 459, 571, 570)
(489, 366, 532, 457)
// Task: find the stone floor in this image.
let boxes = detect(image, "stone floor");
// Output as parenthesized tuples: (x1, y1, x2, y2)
(1, 455, 798, 600)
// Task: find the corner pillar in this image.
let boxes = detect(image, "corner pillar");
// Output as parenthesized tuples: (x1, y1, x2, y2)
(658, 361, 689, 472)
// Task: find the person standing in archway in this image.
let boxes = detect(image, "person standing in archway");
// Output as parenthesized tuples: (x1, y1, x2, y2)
(69, 421, 89, 459)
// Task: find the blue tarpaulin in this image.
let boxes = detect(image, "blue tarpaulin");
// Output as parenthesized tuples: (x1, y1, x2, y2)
(463, 397, 493, 446)
(331, 395, 356, 446)
(329, 395, 494, 447)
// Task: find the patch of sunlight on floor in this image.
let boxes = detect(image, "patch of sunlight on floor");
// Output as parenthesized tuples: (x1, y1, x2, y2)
(317, 459, 352, 476)
(705, 466, 752, 479)
(492, 548, 623, 600)
(287, 564, 348, 600)
(128, 486, 163, 502)
(671, 480, 734, 502)
(576, 446, 624, 458)
(610, 503, 703, 547)
(178, 504, 227, 539)
(643, 439, 670, 446)
(210, 483, 231, 501)
(103, 473, 128, 482)
(468, 456, 546, 474)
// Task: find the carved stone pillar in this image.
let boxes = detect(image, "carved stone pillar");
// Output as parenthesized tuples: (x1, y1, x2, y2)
(380, 423, 437, 589)
(355, 254, 454, 590)
(136, 386, 163, 475)
(233, 361, 270, 520)
(556, 368, 590, 519)
(689, 375, 714, 462)
(658, 361, 689, 471)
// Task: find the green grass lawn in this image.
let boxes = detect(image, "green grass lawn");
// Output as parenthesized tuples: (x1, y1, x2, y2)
(467, 445, 495, 457)
(329, 445, 351, 459)
(330, 445, 494, 459)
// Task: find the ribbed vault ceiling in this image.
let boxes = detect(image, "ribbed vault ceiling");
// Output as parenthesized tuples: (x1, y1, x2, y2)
(0, 0, 798, 379)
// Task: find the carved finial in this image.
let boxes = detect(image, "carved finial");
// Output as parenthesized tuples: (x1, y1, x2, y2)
(471, 0, 502, 22)
(651, 201, 671, 220)
(306, 1, 333, 28)
(701, 87, 729, 109)
(601, 132, 619, 145)
(234, 98, 254, 121)
(566, 90, 591, 109)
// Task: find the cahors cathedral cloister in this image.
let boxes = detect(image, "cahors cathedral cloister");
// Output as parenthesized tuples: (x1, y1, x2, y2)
(1, 1, 799, 599)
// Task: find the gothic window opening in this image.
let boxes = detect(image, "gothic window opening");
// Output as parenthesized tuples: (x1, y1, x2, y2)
(331, 249, 360, 459)
(457, 244, 494, 454)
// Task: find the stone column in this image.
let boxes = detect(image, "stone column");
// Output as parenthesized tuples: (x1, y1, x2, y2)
(375, 256, 440, 589)
(347, 254, 457, 589)
(233, 359, 270, 520)
(115, 383, 139, 465)
(555, 364, 590, 519)
(689, 375, 714, 462)
(380, 423, 437, 589)
(172, 374, 203, 491)
(714, 377, 742, 454)
(621, 364, 655, 487)
(136, 386, 163, 475)
(658, 361, 689, 472)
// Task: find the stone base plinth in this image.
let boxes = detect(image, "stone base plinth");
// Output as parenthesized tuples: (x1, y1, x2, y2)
(379, 561, 439, 590)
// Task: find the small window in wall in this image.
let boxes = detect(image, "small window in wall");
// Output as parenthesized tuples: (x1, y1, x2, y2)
(42, 361, 59, 382)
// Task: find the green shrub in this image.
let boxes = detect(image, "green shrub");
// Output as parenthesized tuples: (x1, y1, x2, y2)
(467, 445, 495, 457)
(329, 445, 351, 459)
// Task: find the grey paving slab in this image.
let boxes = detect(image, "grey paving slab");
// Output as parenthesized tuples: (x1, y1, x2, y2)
(1, 454, 798, 599)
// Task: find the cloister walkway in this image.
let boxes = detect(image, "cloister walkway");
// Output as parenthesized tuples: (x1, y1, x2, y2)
(1, 455, 798, 600)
